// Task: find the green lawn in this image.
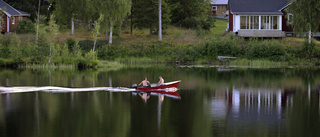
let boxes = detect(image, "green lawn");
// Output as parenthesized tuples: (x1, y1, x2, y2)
(211, 18, 229, 36)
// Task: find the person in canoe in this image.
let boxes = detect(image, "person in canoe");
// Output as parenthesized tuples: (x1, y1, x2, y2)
(139, 78, 150, 87)
(158, 76, 164, 85)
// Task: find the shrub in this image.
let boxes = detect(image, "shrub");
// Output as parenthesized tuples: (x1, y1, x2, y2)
(17, 19, 35, 34)
(66, 38, 76, 52)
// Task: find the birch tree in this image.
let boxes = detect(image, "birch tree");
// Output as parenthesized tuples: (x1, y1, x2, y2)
(47, 14, 59, 64)
(92, 14, 104, 53)
(132, 0, 171, 35)
(287, 0, 320, 44)
(159, 0, 162, 41)
(54, 0, 84, 35)
(99, 0, 131, 44)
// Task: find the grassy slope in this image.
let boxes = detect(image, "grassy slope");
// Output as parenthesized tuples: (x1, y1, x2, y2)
(14, 17, 319, 47)
(9, 17, 320, 67)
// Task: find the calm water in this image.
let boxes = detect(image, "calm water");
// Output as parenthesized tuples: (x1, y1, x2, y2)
(0, 66, 320, 137)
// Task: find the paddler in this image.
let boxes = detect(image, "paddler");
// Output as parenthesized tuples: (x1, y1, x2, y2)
(139, 78, 150, 87)
(158, 76, 164, 85)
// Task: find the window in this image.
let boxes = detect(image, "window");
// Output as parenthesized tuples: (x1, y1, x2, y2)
(212, 6, 217, 11)
(272, 16, 279, 30)
(250, 16, 259, 29)
(241, 15, 279, 30)
(19, 16, 22, 22)
(12, 17, 15, 24)
(261, 16, 269, 29)
(288, 13, 293, 24)
(240, 16, 259, 30)
(261, 16, 279, 30)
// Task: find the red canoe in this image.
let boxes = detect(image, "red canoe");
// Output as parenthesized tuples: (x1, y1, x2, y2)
(136, 80, 181, 91)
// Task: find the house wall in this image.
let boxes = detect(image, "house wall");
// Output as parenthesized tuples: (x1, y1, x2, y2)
(1, 16, 27, 33)
(282, 12, 293, 32)
(229, 9, 233, 31)
(216, 5, 227, 16)
(9, 16, 19, 32)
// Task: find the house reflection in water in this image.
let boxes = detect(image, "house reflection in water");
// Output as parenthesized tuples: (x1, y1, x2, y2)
(210, 87, 302, 125)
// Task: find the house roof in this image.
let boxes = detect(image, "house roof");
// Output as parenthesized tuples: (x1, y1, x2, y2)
(211, 0, 228, 5)
(0, 0, 30, 17)
(230, 0, 291, 15)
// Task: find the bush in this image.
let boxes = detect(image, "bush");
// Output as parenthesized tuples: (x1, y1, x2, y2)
(78, 40, 108, 52)
(181, 17, 202, 29)
(17, 19, 35, 34)
(248, 40, 285, 61)
(66, 38, 76, 52)
(301, 40, 318, 58)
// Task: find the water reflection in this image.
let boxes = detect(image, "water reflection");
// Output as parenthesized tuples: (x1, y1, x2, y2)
(0, 67, 320, 136)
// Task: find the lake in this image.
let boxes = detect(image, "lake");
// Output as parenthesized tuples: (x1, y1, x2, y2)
(0, 66, 319, 137)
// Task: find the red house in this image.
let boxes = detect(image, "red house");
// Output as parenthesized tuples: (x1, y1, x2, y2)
(0, 0, 30, 33)
(228, 0, 293, 37)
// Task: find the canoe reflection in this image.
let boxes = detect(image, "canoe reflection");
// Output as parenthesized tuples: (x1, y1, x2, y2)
(133, 88, 181, 103)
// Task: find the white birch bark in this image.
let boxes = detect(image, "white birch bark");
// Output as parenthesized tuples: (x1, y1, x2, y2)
(158, 0, 162, 41)
(309, 29, 312, 44)
(106, 27, 109, 41)
(109, 17, 113, 44)
(36, 0, 41, 45)
(71, 14, 75, 35)
(49, 41, 52, 63)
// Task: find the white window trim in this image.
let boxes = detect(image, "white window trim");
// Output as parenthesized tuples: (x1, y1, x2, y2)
(287, 13, 293, 24)
(212, 6, 217, 11)
(12, 17, 15, 25)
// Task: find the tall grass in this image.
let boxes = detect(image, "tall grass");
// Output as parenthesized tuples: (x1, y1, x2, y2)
(20, 63, 77, 70)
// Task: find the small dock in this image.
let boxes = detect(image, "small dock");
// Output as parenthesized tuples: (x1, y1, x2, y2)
(218, 56, 237, 62)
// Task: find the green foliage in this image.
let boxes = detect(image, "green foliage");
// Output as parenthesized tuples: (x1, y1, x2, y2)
(85, 50, 98, 60)
(73, 41, 82, 58)
(247, 40, 285, 61)
(66, 38, 76, 52)
(17, 19, 35, 34)
(132, 0, 171, 34)
(0, 8, 4, 30)
(169, 0, 212, 29)
(92, 14, 104, 52)
(78, 40, 108, 52)
(286, 0, 320, 34)
(204, 38, 244, 58)
(301, 40, 318, 58)
(8, 34, 22, 59)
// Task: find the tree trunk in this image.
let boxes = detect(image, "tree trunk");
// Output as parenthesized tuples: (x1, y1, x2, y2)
(93, 33, 98, 53)
(109, 17, 113, 44)
(158, 0, 162, 41)
(88, 20, 91, 31)
(49, 41, 52, 64)
(106, 26, 109, 41)
(131, 0, 133, 36)
(150, 24, 152, 35)
(71, 14, 75, 35)
(36, 0, 41, 45)
(309, 29, 312, 44)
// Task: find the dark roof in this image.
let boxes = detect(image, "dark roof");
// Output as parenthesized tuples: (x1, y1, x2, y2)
(230, 0, 291, 15)
(0, 0, 30, 17)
